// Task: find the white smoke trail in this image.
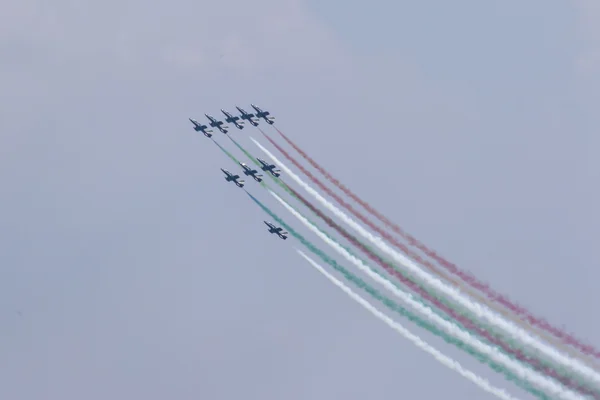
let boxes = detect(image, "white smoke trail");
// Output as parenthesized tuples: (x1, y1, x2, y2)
(296, 249, 522, 400)
(274, 190, 582, 400)
(250, 136, 600, 389)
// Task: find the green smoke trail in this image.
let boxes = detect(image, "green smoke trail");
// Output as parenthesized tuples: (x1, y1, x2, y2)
(244, 189, 550, 400)
(211, 137, 240, 164)
(213, 137, 594, 394)
(227, 135, 262, 169)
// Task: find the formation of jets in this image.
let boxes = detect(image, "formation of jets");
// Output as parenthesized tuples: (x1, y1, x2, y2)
(221, 168, 288, 240)
(220, 159, 280, 187)
(190, 104, 275, 136)
(219, 164, 286, 240)
(198, 105, 284, 240)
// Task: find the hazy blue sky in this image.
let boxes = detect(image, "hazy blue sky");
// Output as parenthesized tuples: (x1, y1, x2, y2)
(1, 1, 599, 399)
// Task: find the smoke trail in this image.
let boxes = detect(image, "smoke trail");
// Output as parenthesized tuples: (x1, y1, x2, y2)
(250, 135, 600, 390)
(212, 138, 244, 165)
(274, 127, 600, 362)
(226, 134, 596, 393)
(263, 129, 600, 377)
(225, 136, 570, 382)
(209, 136, 560, 397)
(228, 135, 263, 169)
(270, 188, 590, 400)
(296, 250, 525, 400)
(212, 134, 594, 393)
(243, 189, 536, 399)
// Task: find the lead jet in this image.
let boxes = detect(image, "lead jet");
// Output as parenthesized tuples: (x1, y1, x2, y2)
(221, 109, 245, 129)
(251, 104, 275, 125)
(205, 114, 229, 134)
(264, 221, 288, 240)
(257, 157, 281, 177)
(221, 168, 245, 188)
(189, 118, 213, 137)
(236, 106, 259, 127)
(239, 162, 263, 182)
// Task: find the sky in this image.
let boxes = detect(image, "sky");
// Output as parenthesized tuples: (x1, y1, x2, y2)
(1, 1, 599, 399)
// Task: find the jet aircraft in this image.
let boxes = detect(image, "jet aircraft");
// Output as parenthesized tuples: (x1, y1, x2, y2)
(205, 114, 229, 134)
(239, 162, 263, 182)
(264, 221, 288, 240)
(236, 106, 259, 127)
(257, 157, 281, 177)
(221, 168, 245, 187)
(189, 118, 213, 137)
(221, 109, 245, 129)
(251, 104, 275, 125)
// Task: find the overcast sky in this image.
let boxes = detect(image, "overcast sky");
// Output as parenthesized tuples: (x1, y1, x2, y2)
(1, 1, 599, 399)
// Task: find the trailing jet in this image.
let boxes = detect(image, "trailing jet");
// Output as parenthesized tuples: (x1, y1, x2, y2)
(251, 104, 275, 125)
(189, 118, 213, 137)
(257, 157, 281, 177)
(205, 114, 228, 134)
(236, 106, 259, 127)
(221, 168, 245, 187)
(221, 109, 245, 129)
(239, 162, 263, 182)
(264, 221, 288, 240)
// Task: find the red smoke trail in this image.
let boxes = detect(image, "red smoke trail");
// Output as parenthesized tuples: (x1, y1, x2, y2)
(282, 182, 598, 397)
(273, 126, 600, 360)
